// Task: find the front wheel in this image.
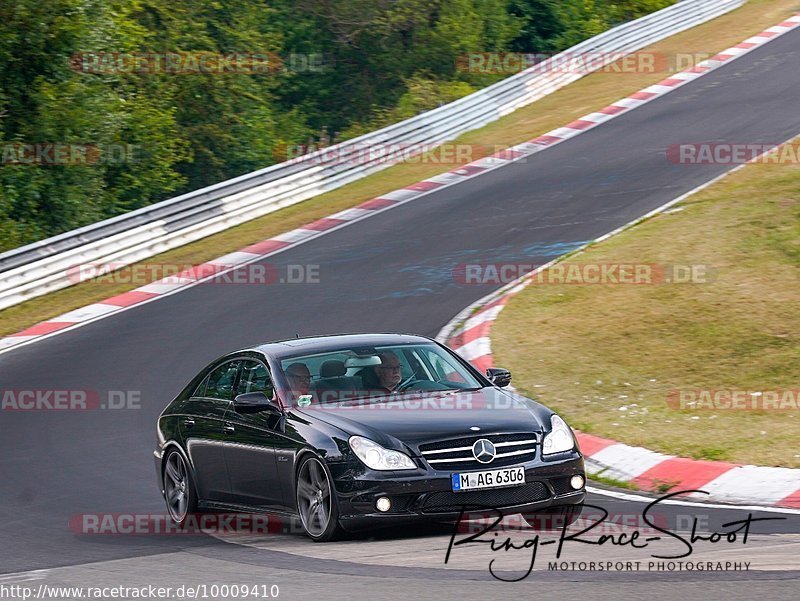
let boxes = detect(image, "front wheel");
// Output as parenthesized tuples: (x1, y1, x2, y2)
(295, 455, 343, 542)
(163, 448, 198, 526)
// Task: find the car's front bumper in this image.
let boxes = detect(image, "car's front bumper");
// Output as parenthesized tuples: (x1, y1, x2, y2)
(330, 453, 585, 531)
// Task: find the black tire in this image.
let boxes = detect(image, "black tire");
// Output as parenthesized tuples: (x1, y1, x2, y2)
(163, 448, 199, 527)
(295, 455, 343, 542)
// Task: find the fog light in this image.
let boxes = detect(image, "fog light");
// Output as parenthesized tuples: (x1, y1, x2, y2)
(376, 497, 392, 513)
(570, 475, 585, 490)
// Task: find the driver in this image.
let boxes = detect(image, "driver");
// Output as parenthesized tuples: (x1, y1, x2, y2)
(370, 352, 404, 393)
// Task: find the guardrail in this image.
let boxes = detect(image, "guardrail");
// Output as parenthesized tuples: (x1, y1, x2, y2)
(0, 0, 744, 311)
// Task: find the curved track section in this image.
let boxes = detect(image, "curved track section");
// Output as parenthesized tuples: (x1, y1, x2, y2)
(2, 21, 800, 593)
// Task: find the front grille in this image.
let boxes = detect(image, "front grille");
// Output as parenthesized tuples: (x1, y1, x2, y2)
(422, 482, 550, 513)
(419, 433, 538, 470)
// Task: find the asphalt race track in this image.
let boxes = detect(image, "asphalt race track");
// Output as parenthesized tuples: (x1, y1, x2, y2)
(2, 23, 800, 599)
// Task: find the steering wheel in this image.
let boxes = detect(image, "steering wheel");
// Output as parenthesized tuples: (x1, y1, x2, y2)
(396, 375, 418, 392)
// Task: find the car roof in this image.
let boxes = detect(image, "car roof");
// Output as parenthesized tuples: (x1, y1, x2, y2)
(247, 333, 436, 359)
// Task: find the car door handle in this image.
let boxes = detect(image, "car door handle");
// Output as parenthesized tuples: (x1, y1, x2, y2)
(183, 418, 195, 428)
(223, 424, 235, 435)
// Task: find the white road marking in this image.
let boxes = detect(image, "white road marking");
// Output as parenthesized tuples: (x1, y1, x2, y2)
(0, 569, 48, 583)
(587, 486, 800, 515)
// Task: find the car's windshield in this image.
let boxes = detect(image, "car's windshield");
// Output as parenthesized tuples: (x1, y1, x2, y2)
(278, 343, 483, 403)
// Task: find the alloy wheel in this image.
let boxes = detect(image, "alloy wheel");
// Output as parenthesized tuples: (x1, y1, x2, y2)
(296, 457, 332, 537)
(164, 451, 189, 523)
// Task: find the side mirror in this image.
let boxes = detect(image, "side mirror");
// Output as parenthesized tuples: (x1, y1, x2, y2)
(233, 391, 280, 414)
(486, 367, 512, 388)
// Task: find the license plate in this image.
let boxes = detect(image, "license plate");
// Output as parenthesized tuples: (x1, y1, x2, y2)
(451, 466, 526, 492)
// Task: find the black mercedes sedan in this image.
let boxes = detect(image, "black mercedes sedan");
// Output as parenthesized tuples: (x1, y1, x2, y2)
(154, 333, 585, 541)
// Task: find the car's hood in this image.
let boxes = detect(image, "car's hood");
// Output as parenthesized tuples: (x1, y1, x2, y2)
(293, 387, 550, 453)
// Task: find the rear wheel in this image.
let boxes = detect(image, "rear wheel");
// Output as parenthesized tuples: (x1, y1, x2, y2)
(163, 449, 198, 526)
(296, 455, 342, 542)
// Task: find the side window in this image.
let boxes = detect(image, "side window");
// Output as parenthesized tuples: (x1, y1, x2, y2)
(238, 360, 275, 400)
(205, 361, 240, 401)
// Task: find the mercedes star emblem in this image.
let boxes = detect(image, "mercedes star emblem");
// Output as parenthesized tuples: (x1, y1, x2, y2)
(472, 438, 496, 463)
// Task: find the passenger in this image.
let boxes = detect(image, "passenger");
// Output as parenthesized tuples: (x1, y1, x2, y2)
(285, 362, 312, 397)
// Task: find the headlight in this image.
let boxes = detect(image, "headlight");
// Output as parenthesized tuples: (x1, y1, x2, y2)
(349, 436, 416, 470)
(542, 414, 576, 455)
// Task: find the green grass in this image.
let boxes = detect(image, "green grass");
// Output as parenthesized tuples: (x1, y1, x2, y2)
(589, 472, 641, 491)
(493, 140, 800, 468)
(1, 0, 797, 337)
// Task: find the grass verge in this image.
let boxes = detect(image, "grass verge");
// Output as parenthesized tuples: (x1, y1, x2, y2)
(1, 0, 797, 337)
(588, 472, 641, 491)
(493, 138, 800, 468)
